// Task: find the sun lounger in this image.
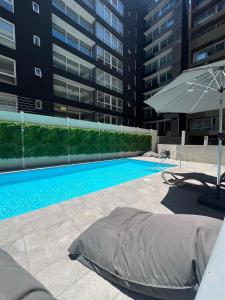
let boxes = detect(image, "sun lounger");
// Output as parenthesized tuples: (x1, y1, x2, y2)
(143, 149, 170, 159)
(162, 171, 225, 187)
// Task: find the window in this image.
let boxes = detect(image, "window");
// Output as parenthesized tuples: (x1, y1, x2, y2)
(52, 0, 93, 33)
(0, 55, 16, 85)
(0, 18, 15, 49)
(96, 69, 123, 93)
(105, 0, 124, 16)
(194, 7, 215, 26)
(96, 46, 123, 74)
(33, 35, 41, 46)
(193, 39, 225, 63)
(0, 0, 14, 12)
(0, 92, 17, 112)
(97, 91, 122, 112)
(35, 100, 42, 110)
(96, 0, 123, 35)
(96, 23, 123, 55)
(190, 118, 212, 130)
(52, 22, 92, 57)
(32, 1, 40, 13)
(97, 112, 122, 125)
(53, 76, 94, 104)
(34, 67, 42, 78)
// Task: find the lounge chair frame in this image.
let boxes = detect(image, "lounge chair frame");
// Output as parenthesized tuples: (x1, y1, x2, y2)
(162, 171, 225, 188)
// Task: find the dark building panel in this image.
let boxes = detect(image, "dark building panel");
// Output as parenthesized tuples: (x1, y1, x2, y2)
(142, 0, 189, 137)
(15, 0, 53, 105)
(188, 0, 225, 144)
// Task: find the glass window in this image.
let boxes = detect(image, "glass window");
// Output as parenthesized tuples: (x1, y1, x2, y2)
(118, 0, 124, 15)
(0, 18, 15, 49)
(80, 65, 92, 80)
(111, 36, 117, 50)
(160, 73, 167, 83)
(80, 41, 92, 57)
(96, 0, 104, 17)
(96, 23, 104, 40)
(96, 22, 123, 55)
(80, 110, 93, 121)
(97, 46, 104, 62)
(104, 29, 111, 45)
(33, 35, 41, 46)
(160, 39, 167, 49)
(53, 52, 67, 71)
(160, 55, 167, 67)
(68, 84, 79, 101)
(105, 73, 110, 89)
(52, 24, 66, 42)
(104, 7, 111, 20)
(53, 79, 67, 98)
(80, 88, 93, 104)
(52, 0, 65, 12)
(190, 119, 202, 130)
(32, 1, 40, 13)
(202, 118, 211, 129)
(80, 16, 92, 32)
(0, 92, 17, 112)
(212, 117, 219, 130)
(0, 55, 16, 85)
(0, 0, 14, 12)
(67, 33, 78, 49)
(112, 56, 117, 71)
(195, 51, 207, 62)
(97, 46, 123, 75)
(67, 59, 79, 76)
(66, 6, 79, 23)
(105, 52, 111, 67)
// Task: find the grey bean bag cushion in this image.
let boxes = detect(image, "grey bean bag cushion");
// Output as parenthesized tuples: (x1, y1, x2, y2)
(0, 248, 56, 300)
(69, 207, 222, 300)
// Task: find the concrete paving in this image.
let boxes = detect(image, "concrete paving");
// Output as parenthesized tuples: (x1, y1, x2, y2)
(0, 157, 224, 300)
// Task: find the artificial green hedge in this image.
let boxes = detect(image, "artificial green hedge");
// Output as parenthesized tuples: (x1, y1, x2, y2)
(0, 121, 151, 159)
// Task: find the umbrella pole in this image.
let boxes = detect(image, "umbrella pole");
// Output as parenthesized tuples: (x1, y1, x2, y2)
(199, 86, 225, 211)
(216, 88, 224, 197)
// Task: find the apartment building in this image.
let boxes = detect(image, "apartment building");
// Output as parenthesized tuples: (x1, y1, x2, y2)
(0, 0, 142, 126)
(142, 0, 189, 138)
(188, 0, 225, 144)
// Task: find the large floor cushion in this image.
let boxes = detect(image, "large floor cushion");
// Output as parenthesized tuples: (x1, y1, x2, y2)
(69, 207, 222, 300)
(0, 248, 56, 300)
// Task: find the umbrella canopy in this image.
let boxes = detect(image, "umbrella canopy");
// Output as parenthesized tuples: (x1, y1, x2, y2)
(145, 60, 225, 113)
(145, 59, 225, 188)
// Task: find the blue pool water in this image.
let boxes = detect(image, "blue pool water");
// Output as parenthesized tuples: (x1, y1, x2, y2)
(0, 159, 175, 220)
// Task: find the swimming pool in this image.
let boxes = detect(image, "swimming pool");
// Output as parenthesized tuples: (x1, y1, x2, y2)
(0, 159, 175, 220)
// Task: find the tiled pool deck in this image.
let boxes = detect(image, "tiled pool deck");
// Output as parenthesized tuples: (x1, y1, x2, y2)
(0, 157, 224, 300)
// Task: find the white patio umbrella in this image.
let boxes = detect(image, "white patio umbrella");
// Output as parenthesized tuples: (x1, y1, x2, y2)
(145, 60, 225, 206)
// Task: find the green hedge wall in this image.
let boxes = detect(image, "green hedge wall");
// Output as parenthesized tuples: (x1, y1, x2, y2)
(0, 121, 151, 159)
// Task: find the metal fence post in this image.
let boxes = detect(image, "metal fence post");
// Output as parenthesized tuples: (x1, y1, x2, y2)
(98, 122, 101, 161)
(120, 125, 123, 158)
(67, 117, 71, 164)
(20, 111, 25, 169)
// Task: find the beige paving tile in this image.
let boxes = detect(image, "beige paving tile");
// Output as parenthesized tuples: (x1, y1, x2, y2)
(1, 237, 26, 257)
(28, 233, 75, 275)
(35, 257, 89, 297)
(0, 220, 24, 246)
(12, 252, 30, 272)
(24, 219, 78, 252)
(58, 270, 120, 300)
(21, 205, 67, 236)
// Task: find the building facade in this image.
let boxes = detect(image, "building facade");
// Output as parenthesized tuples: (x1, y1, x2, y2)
(188, 0, 225, 144)
(142, 0, 189, 138)
(0, 0, 144, 126)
